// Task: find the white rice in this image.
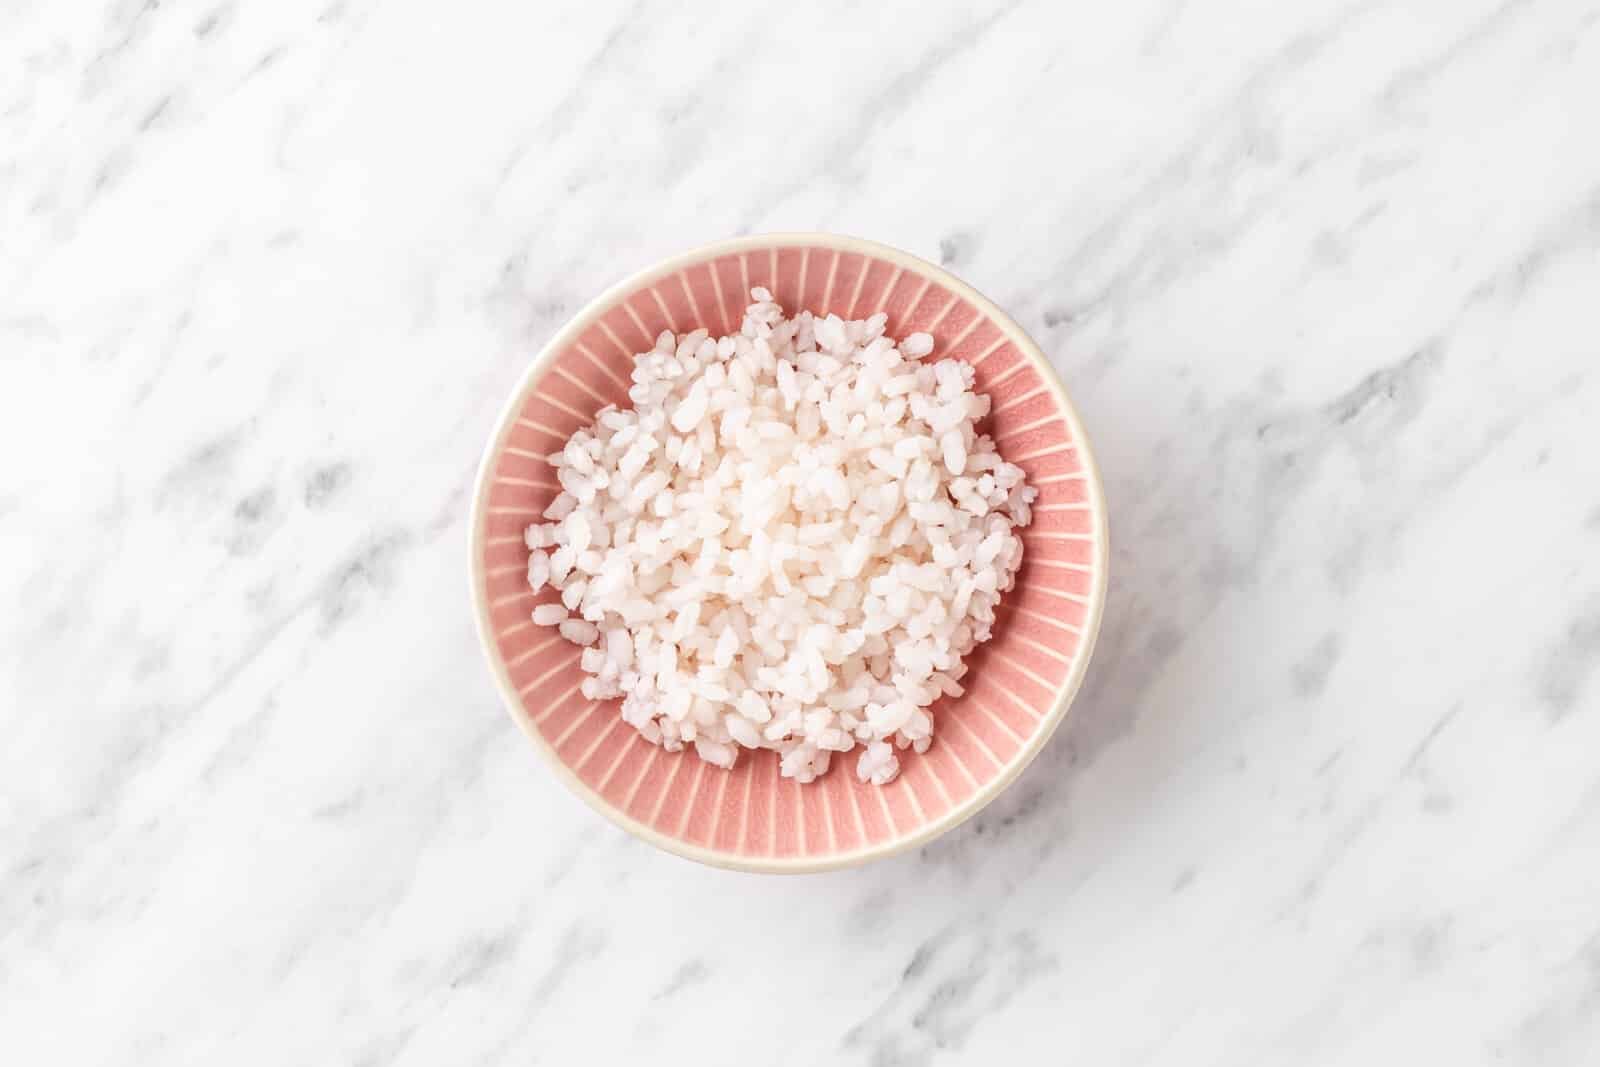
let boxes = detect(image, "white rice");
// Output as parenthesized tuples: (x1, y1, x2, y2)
(524, 289, 1035, 785)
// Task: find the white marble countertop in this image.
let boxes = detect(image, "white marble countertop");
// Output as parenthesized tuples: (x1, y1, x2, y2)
(6, 1, 1600, 1063)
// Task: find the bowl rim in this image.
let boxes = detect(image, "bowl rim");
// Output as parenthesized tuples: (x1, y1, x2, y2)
(469, 231, 1109, 873)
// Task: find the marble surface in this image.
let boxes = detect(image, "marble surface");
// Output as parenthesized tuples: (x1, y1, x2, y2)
(5, 0, 1600, 1063)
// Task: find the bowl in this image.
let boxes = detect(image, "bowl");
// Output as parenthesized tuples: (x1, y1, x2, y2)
(470, 233, 1107, 872)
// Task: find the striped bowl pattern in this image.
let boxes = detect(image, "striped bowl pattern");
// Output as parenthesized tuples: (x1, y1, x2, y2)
(470, 234, 1107, 872)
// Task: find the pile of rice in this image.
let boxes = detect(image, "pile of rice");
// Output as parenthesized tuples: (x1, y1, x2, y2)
(525, 289, 1034, 785)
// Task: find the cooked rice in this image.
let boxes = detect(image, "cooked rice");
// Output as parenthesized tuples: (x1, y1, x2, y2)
(524, 289, 1035, 785)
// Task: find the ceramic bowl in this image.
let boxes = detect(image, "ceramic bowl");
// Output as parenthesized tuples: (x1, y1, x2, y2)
(470, 233, 1107, 872)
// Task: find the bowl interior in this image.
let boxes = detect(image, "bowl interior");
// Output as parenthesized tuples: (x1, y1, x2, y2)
(474, 237, 1104, 870)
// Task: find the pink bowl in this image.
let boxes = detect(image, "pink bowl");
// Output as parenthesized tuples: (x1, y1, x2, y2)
(470, 234, 1107, 872)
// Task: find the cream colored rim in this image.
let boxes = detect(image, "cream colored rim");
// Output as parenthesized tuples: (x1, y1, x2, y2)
(469, 232, 1109, 874)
